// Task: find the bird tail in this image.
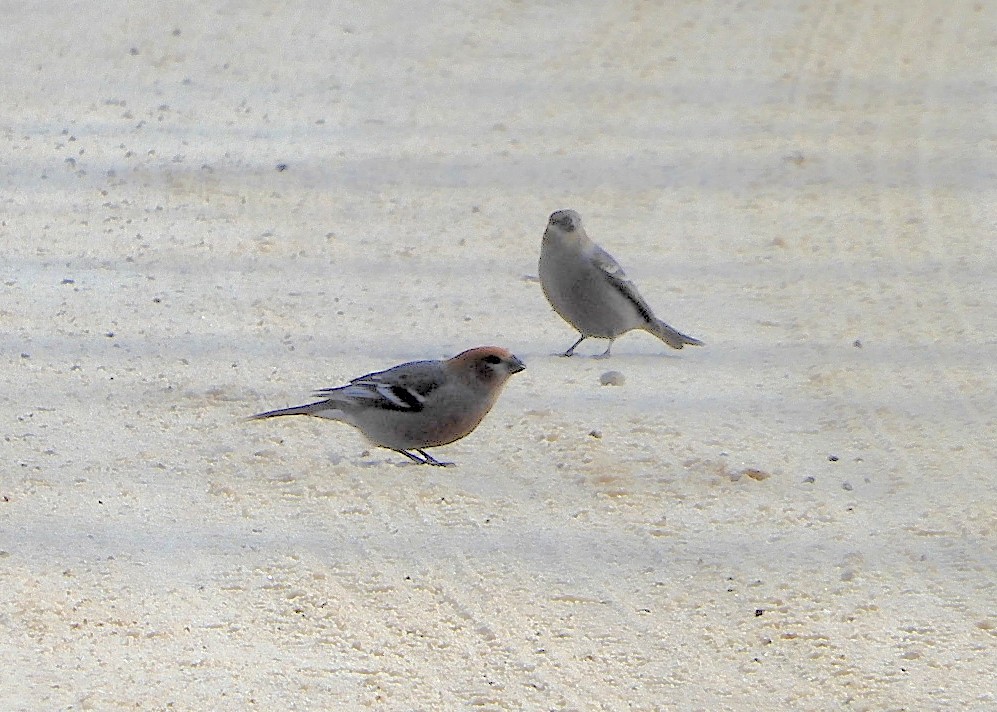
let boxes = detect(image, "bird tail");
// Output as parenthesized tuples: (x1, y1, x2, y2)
(248, 402, 330, 420)
(646, 318, 703, 349)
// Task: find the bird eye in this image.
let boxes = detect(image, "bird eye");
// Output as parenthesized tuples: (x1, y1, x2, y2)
(483, 354, 502, 364)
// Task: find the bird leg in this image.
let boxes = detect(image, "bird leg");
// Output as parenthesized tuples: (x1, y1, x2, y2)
(562, 335, 587, 357)
(395, 449, 432, 465)
(415, 449, 454, 467)
(594, 340, 615, 359)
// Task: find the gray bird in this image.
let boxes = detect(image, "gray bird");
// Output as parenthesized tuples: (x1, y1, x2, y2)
(538, 209, 703, 357)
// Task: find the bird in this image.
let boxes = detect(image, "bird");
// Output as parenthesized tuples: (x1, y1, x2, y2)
(538, 209, 703, 357)
(250, 347, 525, 466)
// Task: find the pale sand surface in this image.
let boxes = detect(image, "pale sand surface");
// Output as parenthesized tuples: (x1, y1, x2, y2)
(2, 2, 995, 709)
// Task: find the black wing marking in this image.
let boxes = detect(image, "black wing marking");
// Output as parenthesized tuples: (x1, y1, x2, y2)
(590, 244, 657, 324)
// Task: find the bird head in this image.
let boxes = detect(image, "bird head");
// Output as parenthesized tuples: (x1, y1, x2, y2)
(449, 346, 526, 388)
(547, 209, 582, 234)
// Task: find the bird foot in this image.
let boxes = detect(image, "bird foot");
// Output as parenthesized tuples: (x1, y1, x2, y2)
(561, 335, 586, 357)
(414, 449, 455, 467)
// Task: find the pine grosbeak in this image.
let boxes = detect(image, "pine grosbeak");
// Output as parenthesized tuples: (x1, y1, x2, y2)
(251, 346, 525, 466)
(539, 209, 703, 357)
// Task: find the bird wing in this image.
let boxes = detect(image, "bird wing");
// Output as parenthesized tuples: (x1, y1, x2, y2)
(589, 243, 657, 323)
(313, 360, 441, 412)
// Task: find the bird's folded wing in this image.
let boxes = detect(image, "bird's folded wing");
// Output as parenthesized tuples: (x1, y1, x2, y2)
(590, 244, 656, 322)
(313, 360, 442, 412)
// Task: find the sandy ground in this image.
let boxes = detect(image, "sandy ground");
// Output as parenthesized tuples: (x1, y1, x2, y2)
(2, 1, 995, 709)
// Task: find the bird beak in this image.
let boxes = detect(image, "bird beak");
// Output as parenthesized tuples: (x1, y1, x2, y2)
(508, 355, 526, 374)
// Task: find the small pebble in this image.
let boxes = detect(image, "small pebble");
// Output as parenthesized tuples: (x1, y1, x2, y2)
(741, 468, 770, 481)
(600, 371, 625, 386)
